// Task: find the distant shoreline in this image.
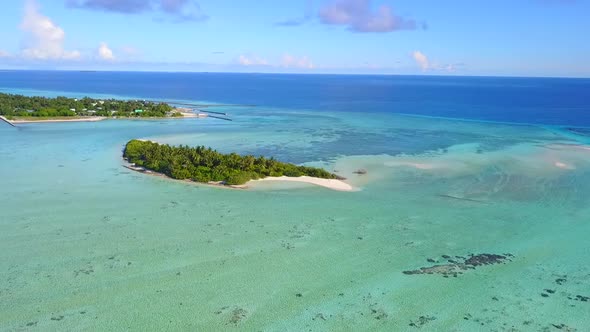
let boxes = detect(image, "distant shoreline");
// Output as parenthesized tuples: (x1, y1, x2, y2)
(10, 116, 107, 123)
(5, 112, 207, 124)
(0, 92, 211, 125)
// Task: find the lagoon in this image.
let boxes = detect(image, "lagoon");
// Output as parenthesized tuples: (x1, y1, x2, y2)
(0, 72, 589, 331)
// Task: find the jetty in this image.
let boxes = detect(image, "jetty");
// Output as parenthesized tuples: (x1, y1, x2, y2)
(154, 100, 258, 121)
(195, 109, 228, 116)
(0, 115, 16, 127)
(208, 115, 233, 121)
(155, 101, 254, 109)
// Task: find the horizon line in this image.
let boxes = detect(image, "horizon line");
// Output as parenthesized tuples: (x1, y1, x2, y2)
(0, 68, 589, 80)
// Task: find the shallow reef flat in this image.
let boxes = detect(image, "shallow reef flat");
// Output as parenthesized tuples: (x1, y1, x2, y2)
(1, 106, 589, 331)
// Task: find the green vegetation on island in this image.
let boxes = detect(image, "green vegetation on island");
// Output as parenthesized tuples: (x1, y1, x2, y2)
(0, 92, 179, 119)
(123, 139, 341, 185)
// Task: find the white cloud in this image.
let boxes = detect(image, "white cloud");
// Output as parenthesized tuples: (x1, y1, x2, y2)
(412, 51, 429, 71)
(281, 54, 314, 69)
(412, 51, 461, 73)
(0, 50, 11, 58)
(238, 55, 268, 66)
(20, 0, 81, 60)
(98, 42, 115, 60)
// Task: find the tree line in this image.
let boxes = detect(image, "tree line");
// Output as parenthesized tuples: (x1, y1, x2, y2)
(123, 139, 341, 185)
(0, 93, 177, 118)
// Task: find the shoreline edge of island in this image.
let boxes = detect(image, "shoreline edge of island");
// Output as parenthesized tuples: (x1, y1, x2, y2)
(123, 164, 355, 192)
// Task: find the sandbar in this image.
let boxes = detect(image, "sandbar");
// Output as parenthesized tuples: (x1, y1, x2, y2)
(249, 176, 354, 192)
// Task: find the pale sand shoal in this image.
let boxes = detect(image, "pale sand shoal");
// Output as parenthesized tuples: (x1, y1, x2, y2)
(180, 112, 208, 118)
(249, 176, 354, 191)
(11, 116, 107, 123)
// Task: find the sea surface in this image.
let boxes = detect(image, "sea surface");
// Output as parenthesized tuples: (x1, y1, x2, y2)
(0, 71, 589, 331)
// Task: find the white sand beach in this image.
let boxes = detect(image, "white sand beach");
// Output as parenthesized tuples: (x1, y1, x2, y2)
(11, 116, 107, 123)
(249, 176, 354, 191)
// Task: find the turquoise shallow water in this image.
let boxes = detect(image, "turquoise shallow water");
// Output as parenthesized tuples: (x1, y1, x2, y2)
(1, 88, 590, 331)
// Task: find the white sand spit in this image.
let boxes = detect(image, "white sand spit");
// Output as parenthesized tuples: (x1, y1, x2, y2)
(250, 176, 354, 191)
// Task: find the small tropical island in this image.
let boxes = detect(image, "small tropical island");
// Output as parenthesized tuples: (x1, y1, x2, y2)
(123, 139, 353, 191)
(0, 92, 201, 122)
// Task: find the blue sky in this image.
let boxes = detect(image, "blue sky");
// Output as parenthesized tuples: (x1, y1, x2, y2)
(0, 0, 588, 77)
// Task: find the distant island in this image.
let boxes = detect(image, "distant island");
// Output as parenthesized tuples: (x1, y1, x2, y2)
(0, 92, 202, 122)
(123, 139, 351, 190)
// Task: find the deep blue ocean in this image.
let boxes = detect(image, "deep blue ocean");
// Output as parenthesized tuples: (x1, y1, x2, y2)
(0, 70, 588, 126)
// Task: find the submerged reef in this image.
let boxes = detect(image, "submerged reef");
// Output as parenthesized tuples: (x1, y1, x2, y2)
(403, 253, 514, 278)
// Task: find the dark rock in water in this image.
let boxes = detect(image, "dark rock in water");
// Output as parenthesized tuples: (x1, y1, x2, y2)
(442, 255, 451, 259)
(576, 295, 589, 302)
(403, 264, 464, 277)
(409, 315, 436, 328)
(372, 308, 388, 320)
(295, 293, 303, 298)
(464, 254, 507, 267)
(229, 308, 247, 325)
(313, 313, 326, 321)
(551, 323, 576, 331)
(353, 169, 367, 175)
(555, 277, 567, 285)
(545, 289, 556, 294)
(541, 293, 549, 298)
(403, 253, 513, 277)
(214, 306, 229, 315)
